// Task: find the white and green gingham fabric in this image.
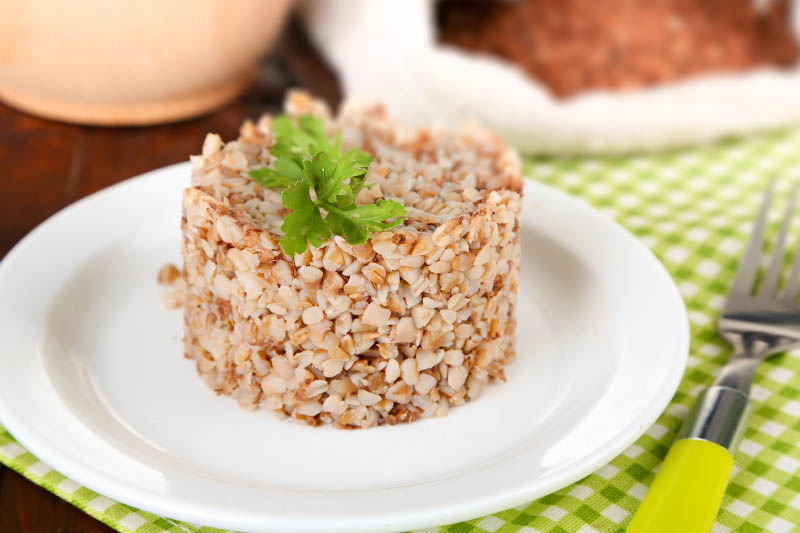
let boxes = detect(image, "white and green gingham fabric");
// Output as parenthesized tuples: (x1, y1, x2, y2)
(4, 127, 800, 532)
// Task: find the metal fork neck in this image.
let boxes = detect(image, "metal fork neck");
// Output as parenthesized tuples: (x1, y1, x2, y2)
(677, 386, 753, 453)
(712, 357, 760, 393)
(715, 331, 799, 393)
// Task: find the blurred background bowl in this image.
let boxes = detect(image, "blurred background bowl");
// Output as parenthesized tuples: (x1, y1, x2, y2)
(0, 0, 291, 125)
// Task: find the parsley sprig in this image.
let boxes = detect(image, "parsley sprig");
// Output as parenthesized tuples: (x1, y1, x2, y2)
(249, 115, 406, 256)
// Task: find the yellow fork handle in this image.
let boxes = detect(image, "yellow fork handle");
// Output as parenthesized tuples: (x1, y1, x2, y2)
(627, 438, 734, 533)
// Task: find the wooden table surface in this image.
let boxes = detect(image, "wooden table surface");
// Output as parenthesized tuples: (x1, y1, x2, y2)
(0, 20, 339, 532)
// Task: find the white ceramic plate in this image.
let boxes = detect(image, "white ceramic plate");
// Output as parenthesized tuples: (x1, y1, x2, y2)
(0, 163, 688, 533)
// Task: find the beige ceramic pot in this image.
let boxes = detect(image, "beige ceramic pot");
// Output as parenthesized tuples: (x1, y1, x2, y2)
(0, 0, 291, 125)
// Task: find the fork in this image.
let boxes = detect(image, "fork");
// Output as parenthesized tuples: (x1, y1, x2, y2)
(628, 181, 800, 533)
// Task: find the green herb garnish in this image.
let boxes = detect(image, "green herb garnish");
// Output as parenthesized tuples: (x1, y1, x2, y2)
(249, 115, 406, 256)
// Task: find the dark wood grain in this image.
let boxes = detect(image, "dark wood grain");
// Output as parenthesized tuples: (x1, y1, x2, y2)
(0, 18, 339, 532)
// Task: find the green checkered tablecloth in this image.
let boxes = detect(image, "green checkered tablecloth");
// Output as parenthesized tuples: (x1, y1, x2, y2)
(3, 127, 800, 532)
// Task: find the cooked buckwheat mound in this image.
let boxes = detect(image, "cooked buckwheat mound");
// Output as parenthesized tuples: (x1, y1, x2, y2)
(178, 91, 523, 428)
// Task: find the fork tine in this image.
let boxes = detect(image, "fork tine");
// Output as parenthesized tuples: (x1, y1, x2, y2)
(783, 240, 800, 301)
(730, 179, 775, 296)
(783, 187, 800, 299)
(761, 182, 798, 295)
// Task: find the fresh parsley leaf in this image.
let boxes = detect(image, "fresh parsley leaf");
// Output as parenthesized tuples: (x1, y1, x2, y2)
(249, 114, 407, 256)
(326, 148, 373, 201)
(347, 174, 368, 199)
(302, 152, 338, 202)
(281, 181, 314, 211)
(279, 209, 319, 257)
(348, 199, 407, 228)
(279, 182, 331, 255)
(325, 211, 369, 245)
(249, 157, 303, 188)
(323, 199, 405, 245)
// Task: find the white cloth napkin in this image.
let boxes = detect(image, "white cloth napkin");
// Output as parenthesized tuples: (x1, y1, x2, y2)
(302, 0, 800, 154)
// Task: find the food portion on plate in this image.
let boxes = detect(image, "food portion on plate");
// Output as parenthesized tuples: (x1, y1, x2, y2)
(438, 0, 799, 98)
(167, 91, 523, 428)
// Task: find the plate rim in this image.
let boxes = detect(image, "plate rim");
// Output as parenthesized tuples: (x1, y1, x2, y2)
(0, 162, 689, 532)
